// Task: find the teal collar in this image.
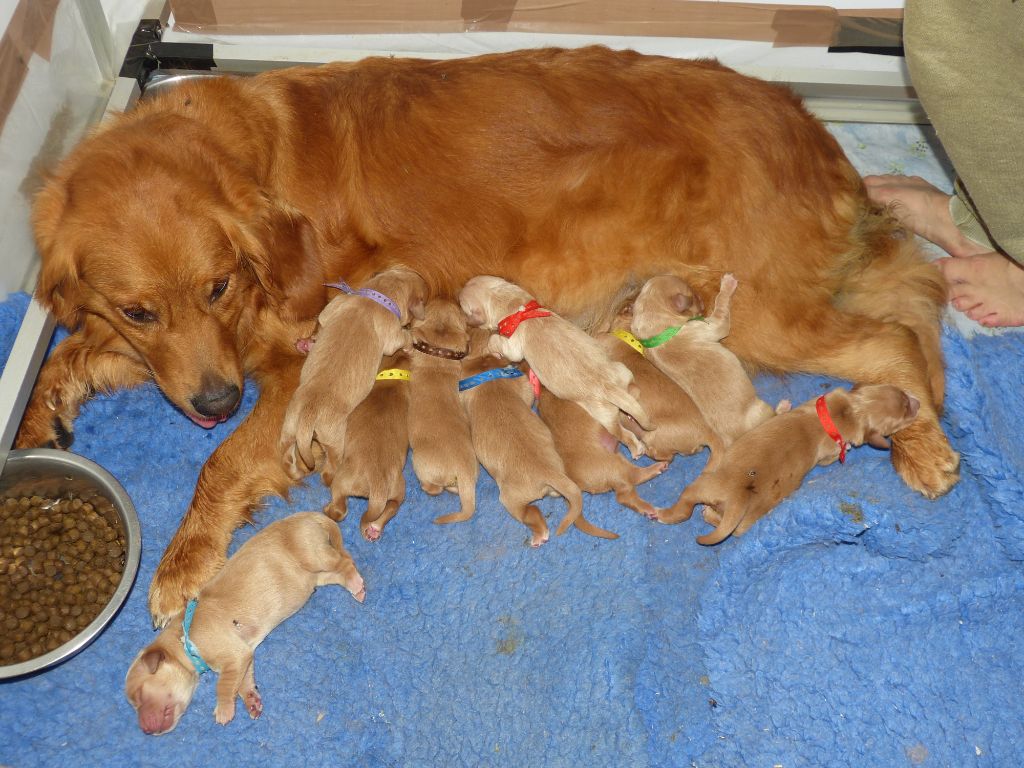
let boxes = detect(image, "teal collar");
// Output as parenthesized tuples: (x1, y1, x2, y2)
(182, 598, 211, 675)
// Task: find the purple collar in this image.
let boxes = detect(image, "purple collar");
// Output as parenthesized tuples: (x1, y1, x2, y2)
(326, 281, 402, 321)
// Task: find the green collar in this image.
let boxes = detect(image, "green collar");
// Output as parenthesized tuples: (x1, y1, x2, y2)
(639, 325, 682, 348)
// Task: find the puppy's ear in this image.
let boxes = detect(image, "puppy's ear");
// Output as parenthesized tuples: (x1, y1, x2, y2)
(864, 430, 891, 450)
(32, 177, 85, 328)
(671, 292, 693, 315)
(463, 305, 485, 327)
(142, 648, 165, 674)
(408, 297, 426, 322)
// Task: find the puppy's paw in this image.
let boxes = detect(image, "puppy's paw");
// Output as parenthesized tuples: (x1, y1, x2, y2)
(148, 543, 225, 627)
(720, 273, 738, 295)
(361, 524, 381, 542)
(244, 688, 263, 719)
(214, 700, 236, 726)
(775, 399, 792, 415)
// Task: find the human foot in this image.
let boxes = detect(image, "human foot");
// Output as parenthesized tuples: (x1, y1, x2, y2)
(937, 254, 1024, 327)
(864, 175, 989, 257)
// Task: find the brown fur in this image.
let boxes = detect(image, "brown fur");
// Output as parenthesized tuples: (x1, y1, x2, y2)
(321, 351, 411, 541)
(661, 385, 920, 544)
(124, 512, 364, 734)
(407, 298, 478, 524)
(536, 388, 668, 520)
(18, 46, 957, 624)
(460, 329, 616, 543)
(598, 310, 723, 462)
(459, 275, 651, 458)
(280, 267, 426, 479)
(631, 274, 784, 447)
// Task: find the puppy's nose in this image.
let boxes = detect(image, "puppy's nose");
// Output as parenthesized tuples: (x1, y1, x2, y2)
(191, 379, 241, 417)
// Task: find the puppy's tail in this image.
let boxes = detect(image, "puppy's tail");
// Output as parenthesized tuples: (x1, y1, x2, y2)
(553, 476, 618, 540)
(433, 470, 478, 525)
(695, 497, 744, 546)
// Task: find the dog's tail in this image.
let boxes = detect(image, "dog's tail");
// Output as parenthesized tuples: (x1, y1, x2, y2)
(553, 475, 618, 540)
(835, 204, 948, 406)
(609, 386, 653, 433)
(433, 470, 477, 525)
(694, 496, 745, 546)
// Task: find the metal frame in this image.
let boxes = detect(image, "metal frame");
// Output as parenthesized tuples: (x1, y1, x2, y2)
(0, 7, 924, 467)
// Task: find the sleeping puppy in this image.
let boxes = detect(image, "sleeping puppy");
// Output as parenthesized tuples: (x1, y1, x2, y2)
(631, 273, 784, 448)
(406, 298, 478, 525)
(660, 385, 920, 544)
(321, 351, 411, 541)
(280, 266, 426, 479)
(537, 388, 667, 520)
(459, 275, 651, 459)
(599, 308, 724, 462)
(460, 328, 617, 544)
(124, 512, 364, 735)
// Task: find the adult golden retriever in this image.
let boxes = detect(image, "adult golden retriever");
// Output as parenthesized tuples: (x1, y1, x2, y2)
(16, 46, 958, 625)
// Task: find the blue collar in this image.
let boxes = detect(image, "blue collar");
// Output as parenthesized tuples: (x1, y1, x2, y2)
(182, 598, 211, 675)
(458, 365, 524, 392)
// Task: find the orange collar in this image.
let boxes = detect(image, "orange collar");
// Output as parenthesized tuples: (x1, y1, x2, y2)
(497, 300, 552, 337)
(815, 395, 847, 463)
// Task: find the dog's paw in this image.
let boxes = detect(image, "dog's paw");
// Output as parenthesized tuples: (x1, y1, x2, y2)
(244, 688, 263, 719)
(14, 393, 76, 449)
(148, 544, 225, 627)
(214, 700, 236, 726)
(361, 523, 382, 542)
(720, 273, 738, 294)
(890, 420, 960, 499)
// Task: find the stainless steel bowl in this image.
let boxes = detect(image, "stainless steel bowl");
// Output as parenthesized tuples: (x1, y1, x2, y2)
(0, 448, 141, 680)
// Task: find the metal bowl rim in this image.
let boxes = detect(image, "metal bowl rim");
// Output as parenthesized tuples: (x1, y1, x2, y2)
(0, 448, 141, 681)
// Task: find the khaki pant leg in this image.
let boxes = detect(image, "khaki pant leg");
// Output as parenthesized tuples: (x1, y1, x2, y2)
(904, 0, 1024, 263)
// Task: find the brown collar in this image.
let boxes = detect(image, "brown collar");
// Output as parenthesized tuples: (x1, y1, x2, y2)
(412, 339, 467, 360)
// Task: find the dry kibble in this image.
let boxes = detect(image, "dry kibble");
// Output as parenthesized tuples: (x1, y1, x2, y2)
(0, 489, 126, 666)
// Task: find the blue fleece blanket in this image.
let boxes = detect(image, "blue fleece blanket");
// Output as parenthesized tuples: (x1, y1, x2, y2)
(2, 121, 1022, 768)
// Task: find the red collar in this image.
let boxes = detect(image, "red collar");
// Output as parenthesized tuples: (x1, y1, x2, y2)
(815, 395, 847, 463)
(497, 300, 552, 337)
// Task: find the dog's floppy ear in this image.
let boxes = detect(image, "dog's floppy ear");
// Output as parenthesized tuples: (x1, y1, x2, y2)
(32, 177, 85, 328)
(462, 305, 484, 327)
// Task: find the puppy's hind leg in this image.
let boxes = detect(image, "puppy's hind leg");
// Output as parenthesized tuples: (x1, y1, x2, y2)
(319, 521, 366, 602)
(498, 490, 549, 547)
(361, 498, 402, 542)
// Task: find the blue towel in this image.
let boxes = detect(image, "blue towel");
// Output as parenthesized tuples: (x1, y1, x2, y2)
(2, 122, 1022, 768)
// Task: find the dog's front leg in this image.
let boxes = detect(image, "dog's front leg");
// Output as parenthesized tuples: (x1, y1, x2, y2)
(148, 359, 302, 626)
(15, 318, 150, 449)
(213, 651, 254, 725)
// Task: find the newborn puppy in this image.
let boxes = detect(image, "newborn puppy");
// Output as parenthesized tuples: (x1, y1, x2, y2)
(599, 308, 724, 462)
(460, 328, 617, 544)
(660, 385, 920, 544)
(631, 274, 784, 448)
(321, 351, 411, 541)
(280, 266, 427, 479)
(537, 388, 667, 520)
(125, 512, 365, 735)
(459, 275, 651, 458)
(407, 298, 478, 524)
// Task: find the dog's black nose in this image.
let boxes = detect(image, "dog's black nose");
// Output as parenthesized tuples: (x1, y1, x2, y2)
(191, 381, 241, 417)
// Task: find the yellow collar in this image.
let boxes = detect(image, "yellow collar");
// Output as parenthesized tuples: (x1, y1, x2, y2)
(375, 368, 411, 381)
(611, 329, 645, 356)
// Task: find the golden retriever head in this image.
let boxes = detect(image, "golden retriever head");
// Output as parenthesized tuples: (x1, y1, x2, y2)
(826, 385, 921, 450)
(31, 111, 302, 427)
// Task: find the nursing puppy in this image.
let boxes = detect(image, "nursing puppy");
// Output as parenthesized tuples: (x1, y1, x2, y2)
(661, 385, 920, 544)
(537, 389, 668, 520)
(407, 298, 478, 524)
(631, 274, 783, 448)
(321, 351, 411, 541)
(124, 512, 364, 735)
(460, 328, 616, 544)
(280, 267, 426, 478)
(599, 310, 723, 462)
(459, 275, 651, 458)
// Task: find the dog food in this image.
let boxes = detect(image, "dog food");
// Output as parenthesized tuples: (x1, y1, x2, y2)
(0, 491, 126, 665)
